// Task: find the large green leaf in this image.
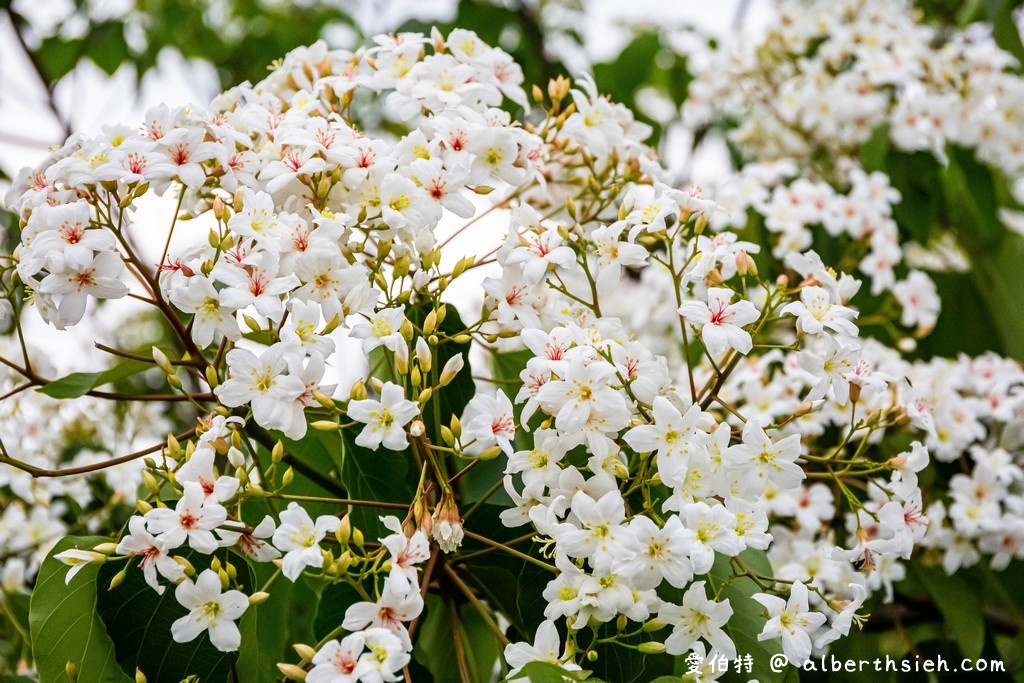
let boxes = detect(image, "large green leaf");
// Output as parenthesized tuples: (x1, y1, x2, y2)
(913, 565, 985, 660)
(236, 562, 316, 680)
(95, 548, 254, 683)
(28, 536, 131, 683)
(312, 580, 364, 642)
(37, 359, 151, 399)
(704, 550, 796, 683)
(338, 424, 417, 540)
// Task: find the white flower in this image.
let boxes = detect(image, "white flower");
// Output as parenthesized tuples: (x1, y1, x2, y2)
(679, 287, 760, 357)
(145, 482, 227, 554)
(535, 356, 626, 433)
(350, 307, 407, 355)
(343, 580, 423, 647)
(170, 569, 249, 652)
(53, 547, 105, 585)
(168, 275, 241, 348)
(505, 620, 581, 677)
(380, 516, 430, 593)
(753, 581, 827, 665)
(217, 515, 281, 564)
(461, 389, 516, 456)
(724, 421, 805, 498)
(659, 580, 736, 659)
(215, 343, 308, 437)
(272, 502, 340, 581)
(347, 382, 420, 451)
(116, 516, 186, 593)
(308, 632, 374, 683)
(781, 286, 858, 337)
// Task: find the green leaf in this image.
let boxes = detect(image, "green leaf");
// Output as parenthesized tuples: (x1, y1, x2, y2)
(95, 547, 254, 683)
(943, 145, 1004, 249)
(913, 564, 985, 660)
(237, 562, 312, 680)
(37, 359, 150, 399)
(85, 22, 130, 75)
(460, 601, 503, 683)
(514, 660, 588, 682)
(705, 550, 794, 683)
(412, 595, 458, 680)
(312, 580, 364, 642)
(28, 536, 132, 683)
(884, 149, 945, 245)
(338, 424, 418, 540)
(34, 36, 86, 83)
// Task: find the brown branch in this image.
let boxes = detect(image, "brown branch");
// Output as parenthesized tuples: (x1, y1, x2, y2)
(0, 428, 195, 478)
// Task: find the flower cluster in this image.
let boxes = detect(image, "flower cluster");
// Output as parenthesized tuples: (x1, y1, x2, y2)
(3, 16, 1023, 683)
(0, 333, 168, 594)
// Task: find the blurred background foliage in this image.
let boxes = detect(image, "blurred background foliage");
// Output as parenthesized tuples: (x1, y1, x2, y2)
(4, 0, 1024, 681)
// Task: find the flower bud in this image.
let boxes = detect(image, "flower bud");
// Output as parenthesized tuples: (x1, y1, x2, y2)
(277, 663, 307, 680)
(350, 379, 367, 401)
(477, 445, 503, 461)
(293, 643, 317, 661)
(416, 337, 432, 371)
(249, 591, 271, 605)
(431, 492, 464, 553)
(152, 347, 173, 374)
(440, 425, 455, 446)
(335, 515, 351, 546)
(440, 354, 465, 386)
(135, 668, 148, 683)
(108, 567, 129, 590)
(638, 641, 666, 654)
(642, 618, 667, 632)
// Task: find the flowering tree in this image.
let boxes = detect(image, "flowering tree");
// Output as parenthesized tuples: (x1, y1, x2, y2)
(0, 7, 1023, 683)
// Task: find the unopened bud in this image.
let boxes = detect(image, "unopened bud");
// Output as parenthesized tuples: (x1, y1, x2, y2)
(205, 365, 219, 388)
(312, 390, 335, 408)
(142, 471, 161, 495)
(440, 354, 465, 386)
(399, 318, 414, 341)
(282, 466, 294, 487)
(440, 425, 455, 446)
(249, 591, 271, 605)
(293, 643, 317, 661)
(135, 668, 148, 683)
(642, 618, 667, 632)
(152, 347, 173, 374)
(416, 337, 432, 371)
(310, 421, 341, 431)
(350, 379, 367, 401)
(108, 567, 129, 590)
(477, 445, 503, 461)
(335, 515, 351, 546)
(277, 663, 307, 680)
(66, 661, 78, 680)
(272, 441, 285, 464)
(638, 641, 666, 654)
